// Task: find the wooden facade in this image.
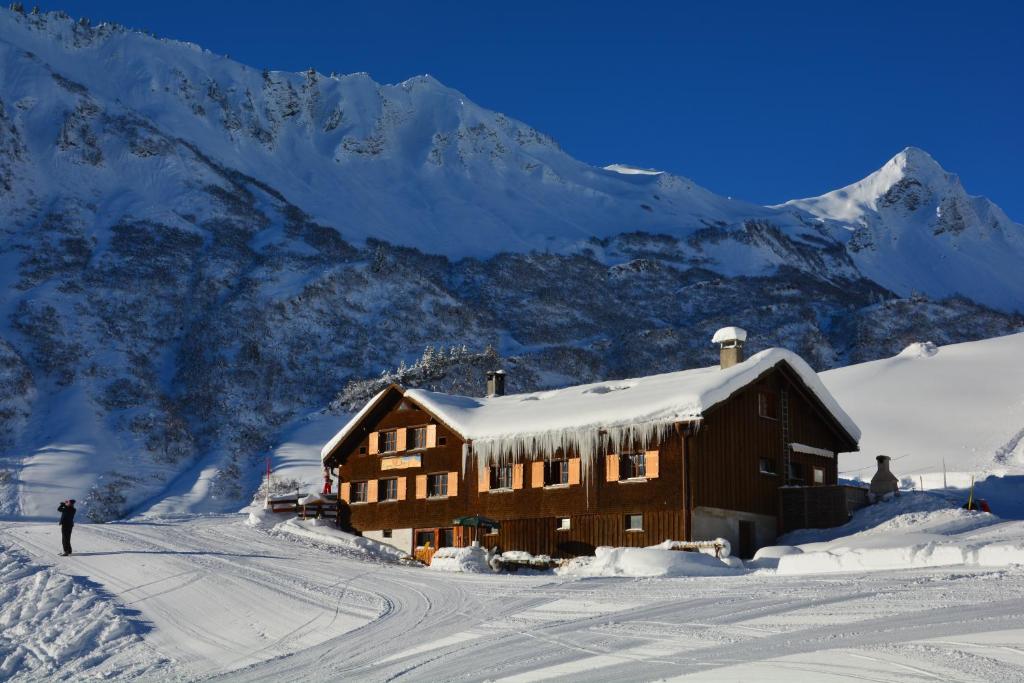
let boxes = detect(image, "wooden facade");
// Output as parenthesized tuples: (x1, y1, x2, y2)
(323, 361, 858, 559)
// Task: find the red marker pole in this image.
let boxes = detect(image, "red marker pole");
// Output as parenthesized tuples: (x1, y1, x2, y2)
(265, 457, 272, 508)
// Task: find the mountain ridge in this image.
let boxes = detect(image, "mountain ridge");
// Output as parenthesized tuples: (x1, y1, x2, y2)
(0, 6, 1020, 521)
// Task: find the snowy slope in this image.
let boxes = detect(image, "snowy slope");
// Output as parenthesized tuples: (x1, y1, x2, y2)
(822, 333, 1024, 487)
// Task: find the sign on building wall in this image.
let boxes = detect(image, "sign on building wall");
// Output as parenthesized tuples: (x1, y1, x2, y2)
(381, 455, 423, 470)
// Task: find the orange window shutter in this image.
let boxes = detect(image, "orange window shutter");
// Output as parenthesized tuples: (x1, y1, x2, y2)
(531, 461, 544, 488)
(447, 471, 459, 497)
(397, 477, 407, 501)
(478, 465, 490, 492)
(367, 480, 378, 503)
(426, 424, 437, 448)
(396, 428, 407, 451)
(512, 463, 524, 490)
(645, 450, 659, 479)
(368, 431, 379, 455)
(605, 454, 620, 482)
(415, 475, 427, 499)
(340, 482, 350, 502)
(569, 458, 581, 485)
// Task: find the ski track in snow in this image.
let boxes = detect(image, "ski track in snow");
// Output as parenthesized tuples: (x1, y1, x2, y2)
(3, 516, 1024, 681)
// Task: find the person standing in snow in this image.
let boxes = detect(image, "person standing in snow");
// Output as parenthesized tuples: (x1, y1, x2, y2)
(322, 468, 333, 495)
(57, 499, 76, 556)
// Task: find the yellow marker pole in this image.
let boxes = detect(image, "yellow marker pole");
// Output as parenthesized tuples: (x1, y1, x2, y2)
(967, 476, 975, 510)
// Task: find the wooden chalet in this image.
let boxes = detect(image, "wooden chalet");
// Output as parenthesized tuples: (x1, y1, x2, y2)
(321, 328, 860, 560)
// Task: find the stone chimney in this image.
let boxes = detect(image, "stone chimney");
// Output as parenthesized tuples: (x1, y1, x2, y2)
(486, 370, 506, 397)
(869, 455, 899, 498)
(711, 327, 747, 369)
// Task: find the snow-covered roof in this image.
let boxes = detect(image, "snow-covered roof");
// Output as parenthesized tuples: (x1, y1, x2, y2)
(322, 349, 860, 472)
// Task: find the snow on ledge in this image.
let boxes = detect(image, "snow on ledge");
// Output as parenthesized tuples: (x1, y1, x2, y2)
(791, 443, 835, 458)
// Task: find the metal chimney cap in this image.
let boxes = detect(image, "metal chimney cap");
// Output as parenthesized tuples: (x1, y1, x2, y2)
(711, 326, 748, 345)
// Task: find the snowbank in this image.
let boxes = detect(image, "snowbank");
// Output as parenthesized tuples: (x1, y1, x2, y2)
(775, 492, 1024, 575)
(557, 546, 741, 578)
(778, 539, 1024, 575)
(428, 545, 493, 573)
(265, 516, 410, 564)
(0, 543, 156, 679)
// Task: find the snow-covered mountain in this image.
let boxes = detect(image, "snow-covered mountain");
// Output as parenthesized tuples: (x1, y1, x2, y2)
(0, 6, 1020, 520)
(784, 147, 1024, 310)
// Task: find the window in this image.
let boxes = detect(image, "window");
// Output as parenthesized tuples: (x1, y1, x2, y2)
(379, 430, 398, 453)
(351, 481, 368, 503)
(619, 453, 647, 480)
(625, 513, 643, 531)
(415, 530, 435, 548)
(358, 446, 367, 455)
(484, 525, 498, 535)
(787, 462, 804, 483)
(382, 529, 392, 538)
(409, 426, 427, 450)
(438, 436, 447, 446)
(758, 392, 778, 420)
(556, 517, 571, 531)
(379, 478, 399, 501)
(544, 459, 569, 486)
(759, 457, 778, 475)
(813, 467, 825, 485)
(427, 473, 449, 498)
(490, 464, 513, 490)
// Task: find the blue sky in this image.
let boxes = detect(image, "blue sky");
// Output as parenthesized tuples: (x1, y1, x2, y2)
(51, 1, 1023, 219)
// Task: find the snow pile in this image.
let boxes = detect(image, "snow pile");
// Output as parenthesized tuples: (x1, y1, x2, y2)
(746, 545, 803, 569)
(650, 537, 733, 558)
(775, 492, 1024, 575)
(0, 543, 159, 680)
(428, 545, 493, 573)
(268, 518, 411, 564)
(557, 546, 741, 578)
(323, 349, 859, 474)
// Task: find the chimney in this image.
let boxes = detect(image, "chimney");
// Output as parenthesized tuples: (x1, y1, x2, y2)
(486, 370, 506, 397)
(869, 455, 899, 498)
(711, 327, 747, 369)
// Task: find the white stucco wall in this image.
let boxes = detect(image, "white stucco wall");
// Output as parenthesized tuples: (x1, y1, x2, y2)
(691, 506, 776, 557)
(363, 528, 413, 555)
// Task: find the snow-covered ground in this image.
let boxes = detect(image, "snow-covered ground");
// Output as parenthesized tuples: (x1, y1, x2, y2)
(2, 497, 1024, 681)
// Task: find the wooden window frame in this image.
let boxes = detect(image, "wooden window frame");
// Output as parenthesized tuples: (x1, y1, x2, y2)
(556, 517, 571, 531)
(813, 466, 825, 485)
(408, 426, 428, 451)
(379, 477, 399, 502)
(759, 457, 778, 475)
(490, 464, 514, 490)
(787, 462, 805, 483)
(618, 452, 647, 481)
(379, 430, 398, 453)
(625, 513, 644, 532)
(351, 481, 369, 503)
(544, 459, 570, 487)
(758, 392, 779, 421)
(427, 472, 449, 498)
